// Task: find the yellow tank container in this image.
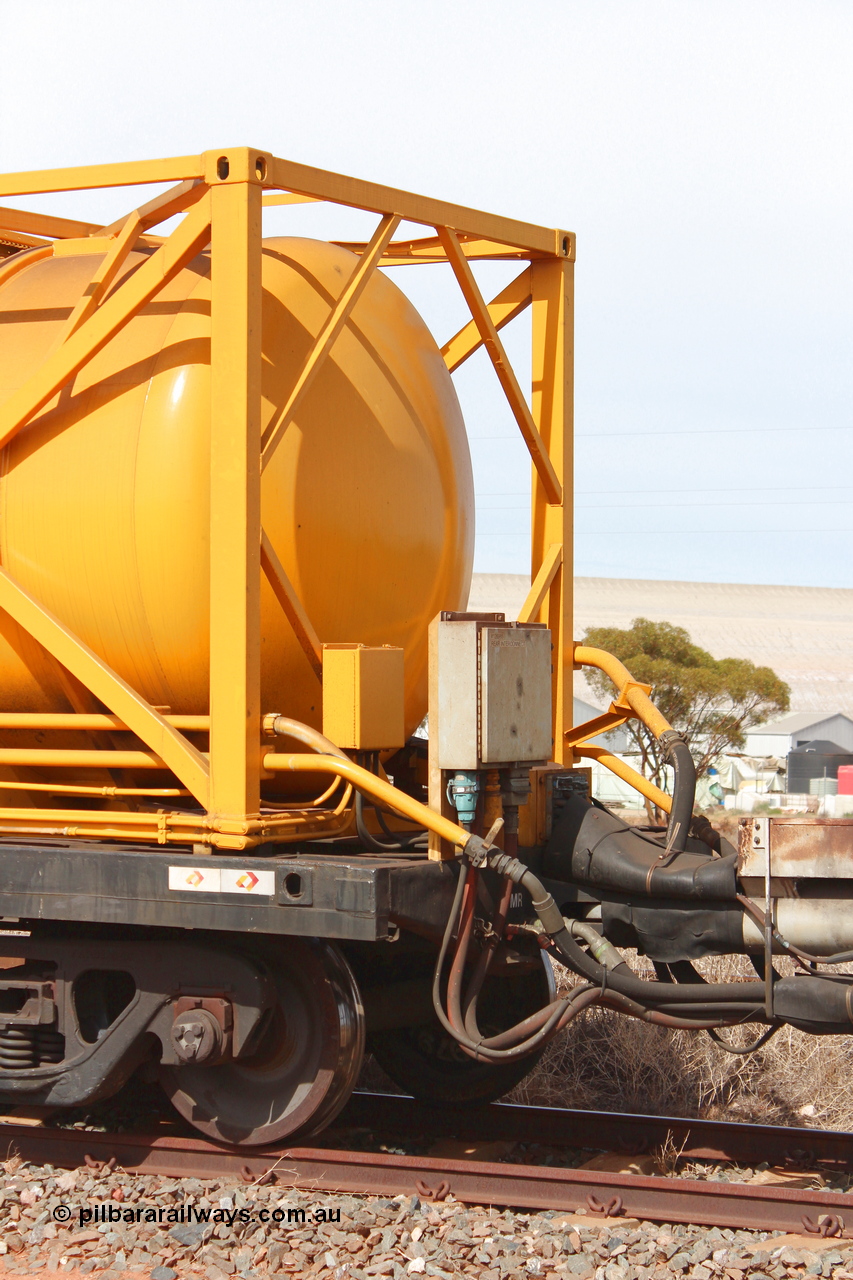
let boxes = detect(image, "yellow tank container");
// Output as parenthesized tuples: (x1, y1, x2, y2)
(0, 237, 474, 784)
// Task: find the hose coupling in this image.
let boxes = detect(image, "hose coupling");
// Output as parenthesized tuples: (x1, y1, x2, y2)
(529, 891, 566, 936)
(570, 920, 626, 971)
(659, 729, 688, 759)
(486, 850, 528, 882)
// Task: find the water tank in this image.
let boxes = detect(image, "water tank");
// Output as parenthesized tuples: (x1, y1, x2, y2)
(838, 765, 853, 796)
(0, 237, 474, 772)
(786, 740, 853, 795)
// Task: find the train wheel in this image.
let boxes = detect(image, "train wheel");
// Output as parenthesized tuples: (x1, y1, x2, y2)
(159, 938, 364, 1146)
(369, 952, 555, 1105)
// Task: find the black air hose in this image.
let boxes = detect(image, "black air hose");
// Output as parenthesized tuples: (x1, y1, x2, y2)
(659, 729, 696, 854)
(478, 842, 763, 1006)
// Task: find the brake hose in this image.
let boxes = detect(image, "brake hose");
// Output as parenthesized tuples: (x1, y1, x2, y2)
(431, 862, 600, 1061)
(463, 836, 766, 1009)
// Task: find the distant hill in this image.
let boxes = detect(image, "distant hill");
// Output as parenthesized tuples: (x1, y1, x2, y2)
(468, 574, 853, 716)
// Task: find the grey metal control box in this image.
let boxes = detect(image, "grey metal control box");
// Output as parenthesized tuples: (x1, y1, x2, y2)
(433, 615, 552, 768)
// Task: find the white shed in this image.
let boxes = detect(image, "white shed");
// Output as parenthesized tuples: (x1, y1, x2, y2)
(744, 711, 853, 758)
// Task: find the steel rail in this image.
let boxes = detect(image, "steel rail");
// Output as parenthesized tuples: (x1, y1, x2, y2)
(341, 1093, 853, 1170)
(1, 1108, 852, 1234)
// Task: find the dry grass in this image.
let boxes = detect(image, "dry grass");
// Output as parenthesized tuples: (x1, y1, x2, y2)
(507, 953, 853, 1130)
(358, 952, 853, 1129)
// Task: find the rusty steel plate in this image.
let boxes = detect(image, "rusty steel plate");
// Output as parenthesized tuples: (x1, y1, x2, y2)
(739, 815, 853, 879)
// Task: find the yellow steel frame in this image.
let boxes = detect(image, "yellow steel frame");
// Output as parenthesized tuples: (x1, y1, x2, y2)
(0, 147, 575, 848)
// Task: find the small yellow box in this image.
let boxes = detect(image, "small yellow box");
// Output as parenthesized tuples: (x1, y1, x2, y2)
(322, 644, 405, 750)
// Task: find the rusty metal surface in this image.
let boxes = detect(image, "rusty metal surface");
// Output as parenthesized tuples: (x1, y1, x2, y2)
(739, 815, 853, 878)
(0, 1120, 851, 1233)
(340, 1092, 853, 1170)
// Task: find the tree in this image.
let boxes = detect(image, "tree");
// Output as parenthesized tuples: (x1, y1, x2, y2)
(581, 617, 790, 803)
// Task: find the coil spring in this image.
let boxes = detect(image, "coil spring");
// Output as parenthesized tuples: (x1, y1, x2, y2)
(0, 1025, 65, 1069)
(0, 1026, 36, 1068)
(36, 1027, 64, 1064)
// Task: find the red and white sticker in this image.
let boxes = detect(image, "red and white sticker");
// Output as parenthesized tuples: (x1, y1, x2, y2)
(168, 866, 275, 895)
(220, 868, 275, 895)
(168, 866, 222, 893)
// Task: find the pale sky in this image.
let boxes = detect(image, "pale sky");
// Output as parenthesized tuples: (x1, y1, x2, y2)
(2, 0, 851, 586)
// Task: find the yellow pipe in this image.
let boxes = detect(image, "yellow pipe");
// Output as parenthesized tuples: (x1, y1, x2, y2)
(572, 644, 672, 738)
(264, 716, 353, 809)
(0, 805, 348, 830)
(0, 713, 209, 731)
(574, 746, 672, 814)
(266, 715, 348, 759)
(263, 752, 471, 849)
(0, 780, 189, 797)
(0, 749, 171, 768)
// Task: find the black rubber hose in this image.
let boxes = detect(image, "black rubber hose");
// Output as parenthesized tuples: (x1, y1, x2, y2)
(430, 863, 599, 1061)
(659, 730, 696, 854)
(355, 788, 405, 852)
(707, 1026, 780, 1055)
(549, 919, 764, 1005)
(354, 754, 427, 852)
(486, 851, 766, 1006)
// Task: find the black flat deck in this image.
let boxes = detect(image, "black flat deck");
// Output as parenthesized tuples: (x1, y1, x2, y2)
(0, 840, 458, 940)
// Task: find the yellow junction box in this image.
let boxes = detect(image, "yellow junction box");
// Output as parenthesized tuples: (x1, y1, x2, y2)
(322, 644, 405, 750)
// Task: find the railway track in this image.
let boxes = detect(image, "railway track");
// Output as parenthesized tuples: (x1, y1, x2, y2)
(1, 1093, 852, 1236)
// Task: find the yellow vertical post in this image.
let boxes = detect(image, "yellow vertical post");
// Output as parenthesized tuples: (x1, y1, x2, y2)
(530, 256, 574, 763)
(208, 164, 263, 818)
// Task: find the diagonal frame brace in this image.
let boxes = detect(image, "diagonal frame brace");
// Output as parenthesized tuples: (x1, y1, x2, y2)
(564, 709, 632, 748)
(57, 212, 143, 344)
(518, 543, 562, 625)
(99, 178, 207, 238)
(0, 196, 212, 453)
(260, 532, 323, 680)
(261, 212, 401, 469)
(436, 226, 562, 505)
(54, 184, 209, 348)
(441, 266, 532, 373)
(0, 568, 210, 805)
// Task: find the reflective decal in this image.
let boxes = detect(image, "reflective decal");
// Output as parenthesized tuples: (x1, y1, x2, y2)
(168, 866, 222, 892)
(221, 868, 275, 895)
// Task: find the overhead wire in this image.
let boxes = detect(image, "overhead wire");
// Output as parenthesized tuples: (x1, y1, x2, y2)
(469, 423, 853, 440)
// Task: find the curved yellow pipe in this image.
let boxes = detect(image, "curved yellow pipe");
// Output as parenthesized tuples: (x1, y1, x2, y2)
(573, 746, 672, 814)
(572, 643, 672, 738)
(263, 752, 470, 849)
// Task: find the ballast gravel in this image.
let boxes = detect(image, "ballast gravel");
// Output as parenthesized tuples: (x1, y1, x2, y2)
(0, 1155, 852, 1280)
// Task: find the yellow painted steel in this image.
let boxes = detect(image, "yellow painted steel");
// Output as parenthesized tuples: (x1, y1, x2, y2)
(573, 746, 672, 815)
(571, 644, 672, 739)
(208, 176, 263, 820)
(531, 259, 573, 760)
(569, 643, 676, 811)
(0, 236, 473, 801)
(322, 645, 405, 751)
(263, 752, 470, 848)
(0, 714, 208, 730)
(0, 147, 574, 847)
(0, 750, 172, 769)
(441, 267, 533, 372)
